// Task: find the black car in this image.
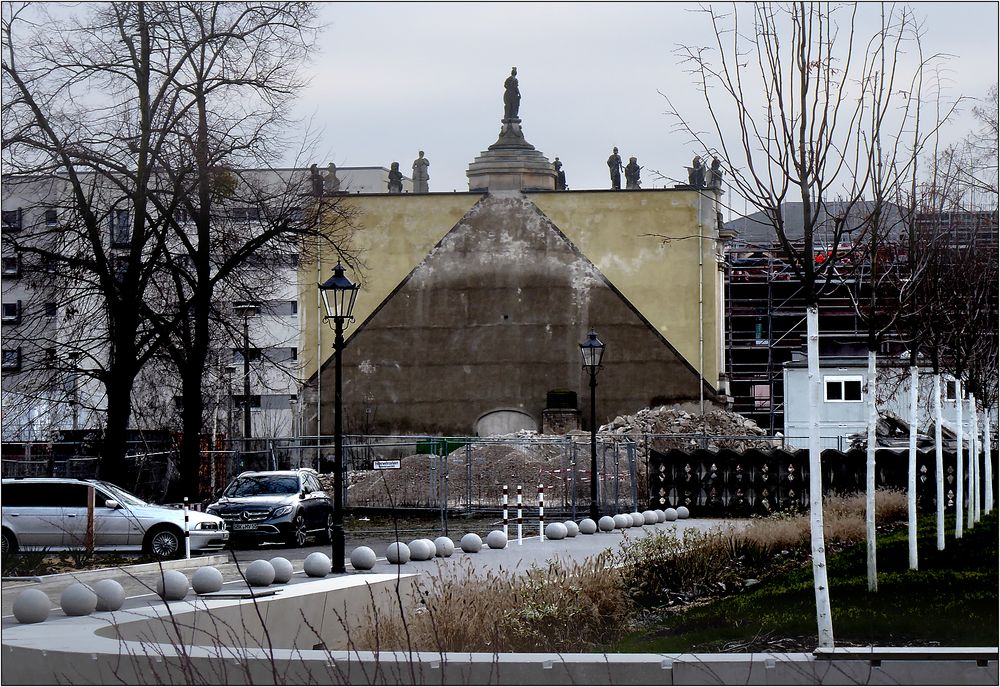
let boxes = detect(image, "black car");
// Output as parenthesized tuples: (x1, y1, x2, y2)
(206, 468, 332, 547)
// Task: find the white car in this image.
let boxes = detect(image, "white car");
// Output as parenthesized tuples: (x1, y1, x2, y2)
(1, 478, 228, 558)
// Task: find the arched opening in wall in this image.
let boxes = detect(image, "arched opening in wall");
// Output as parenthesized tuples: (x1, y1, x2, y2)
(475, 408, 538, 437)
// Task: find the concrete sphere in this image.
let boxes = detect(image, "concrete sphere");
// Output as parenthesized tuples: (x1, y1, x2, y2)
(460, 533, 483, 553)
(578, 518, 598, 534)
(655, 509, 666, 523)
(598, 516, 616, 532)
(13, 588, 50, 624)
(60, 582, 98, 616)
(245, 559, 275, 587)
(434, 536, 455, 557)
(642, 510, 658, 525)
(350, 546, 377, 571)
(664, 508, 679, 522)
(613, 514, 631, 529)
(677, 506, 690, 519)
(93, 579, 126, 611)
(269, 557, 294, 584)
(630, 512, 645, 527)
(544, 522, 568, 540)
(408, 539, 433, 561)
(155, 570, 189, 600)
(563, 520, 580, 537)
(385, 542, 410, 565)
(485, 530, 508, 549)
(191, 566, 224, 594)
(304, 551, 333, 577)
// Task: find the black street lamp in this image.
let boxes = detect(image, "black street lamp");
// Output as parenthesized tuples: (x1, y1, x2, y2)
(233, 302, 259, 440)
(319, 261, 359, 574)
(580, 329, 605, 521)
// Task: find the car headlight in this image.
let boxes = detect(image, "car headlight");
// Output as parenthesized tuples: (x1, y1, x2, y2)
(205, 506, 220, 516)
(193, 521, 221, 530)
(270, 505, 293, 518)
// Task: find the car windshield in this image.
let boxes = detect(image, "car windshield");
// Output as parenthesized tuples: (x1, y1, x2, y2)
(93, 481, 147, 506)
(223, 475, 300, 497)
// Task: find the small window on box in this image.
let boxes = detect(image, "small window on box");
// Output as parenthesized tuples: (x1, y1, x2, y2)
(2, 256, 19, 276)
(824, 375, 863, 402)
(1, 348, 21, 370)
(44, 208, 57, 226)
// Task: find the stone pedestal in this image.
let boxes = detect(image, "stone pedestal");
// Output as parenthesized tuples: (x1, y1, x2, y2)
(467, 118, 556, 192)
(542, 408, 581, 435)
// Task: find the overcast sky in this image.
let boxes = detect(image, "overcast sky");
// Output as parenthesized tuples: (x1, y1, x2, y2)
(294, 2, 999, 199)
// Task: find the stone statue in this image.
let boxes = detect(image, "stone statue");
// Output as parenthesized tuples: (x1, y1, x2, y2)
(503, 67, 520, 120)
(387, 162, 403, 194)
(687, 156, 706, 188)
(707, 157, 724, 189)
(607, 147, 623, 190)
(624, 156, 642, 190)
(310, 164, 323, 196)
(325, 163, 341, 194)
(412, 150, 430, 193)
(554, 157, 567, 191)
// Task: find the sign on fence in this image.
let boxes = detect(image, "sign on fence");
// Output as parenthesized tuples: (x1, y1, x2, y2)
(372, 460, 402, 470)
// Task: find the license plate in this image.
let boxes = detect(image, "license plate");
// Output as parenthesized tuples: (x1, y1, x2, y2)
(231, 523, 258, 531)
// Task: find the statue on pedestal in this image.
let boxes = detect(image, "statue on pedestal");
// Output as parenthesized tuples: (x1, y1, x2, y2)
(412, 151, 430, 193)
(325, 163, 341, 194)
(706, 157, 724, 189)
(310, 164, 323, 196)
(503, 67, 521, 120)
(625, 156, 642, 189)
(554, 157, 567, 190)
(687, 156, 706, 188)
(387, 162, 403, 194)
(608, 147, 623, 190)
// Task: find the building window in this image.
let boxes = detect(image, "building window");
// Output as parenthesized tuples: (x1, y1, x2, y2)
(1, 347, 21, 370)
(944, 382, 957, 401)
(824, 375, 863, 402)
(44, 302, 57, 318)
(1, 256, 19, 277)
(290, 300, 298, 315)
(751, 383, 771, 410)
(1, 301, 22, 324)
(289, 347, 298, 361)
(44, 208, 58, 226)
(232, 348, 261, 363)
(230, 207, 260, 222)
(173, 207, 191, 224)
(45, 348, 57, 367)
(2, 209, 22, 231)
(110, 208, 130, 246)
(233, 394, 262, 409)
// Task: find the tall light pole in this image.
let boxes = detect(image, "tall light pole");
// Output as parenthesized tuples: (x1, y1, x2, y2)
(319, 262, 359, 574)
(580, 329, 606, 521)
(233, 302, 259, 440)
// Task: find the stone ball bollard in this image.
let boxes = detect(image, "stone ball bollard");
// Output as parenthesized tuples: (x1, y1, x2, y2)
(245, 559, 276, 587)
(629, 512, 645, 527)
(486, 530, 508, 549)
(434, 536, 455, 557)
(677, 506, 690, 519)
(156, 570, 189, 601)
(613, 514, 631, 529)
(460, 533, 483, 553)
(304, 551, 333, 577)
(60, 583, 98, 617)
(642, 510, 658, 525)
(579, 518, 598, 534)
(544, 522, 568, 540)
(597, 516, 616, 532)
(270, 557, 294, 584)
(655, 509, 666, 523)
(563, 520, 580, 537)
(350, 546, 377, 571)
(385, 542, 410, 565)
(13, 588, 50, 624)
(664, 508, 679, 522)
(420, 538, 437, 557)
(192, 566, 225, 594)
(93, 579, 126, 611)
(408, 539, 433, 561)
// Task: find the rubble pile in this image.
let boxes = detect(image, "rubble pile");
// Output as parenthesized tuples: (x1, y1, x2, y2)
(600, 406, 775, 453)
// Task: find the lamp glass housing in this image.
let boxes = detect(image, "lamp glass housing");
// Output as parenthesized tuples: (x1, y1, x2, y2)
(579, 329, 605, 369)
(319, 262, 359, 320)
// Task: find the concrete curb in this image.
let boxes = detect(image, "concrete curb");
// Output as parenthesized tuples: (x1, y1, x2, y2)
(1, 553, 232, 585)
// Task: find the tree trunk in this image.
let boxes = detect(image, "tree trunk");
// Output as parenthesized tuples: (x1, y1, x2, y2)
(807, 305, 835, 647)
(934, 373, 945, 551)
(955, 379, 964, 539)
(865, 350, 878, 591)
(907, 366, 918, 570)
(178, 363, 208, 500)
(99, 367, 135, 482)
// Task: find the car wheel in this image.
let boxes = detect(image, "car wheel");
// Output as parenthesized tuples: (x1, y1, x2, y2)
(1, 528, 17, 555)
(317, 513, 334, 544)
(144, 526, 183, 559)
(286, 513, 308, 548)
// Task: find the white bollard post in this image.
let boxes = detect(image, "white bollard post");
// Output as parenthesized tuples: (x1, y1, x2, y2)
(955, 380, 964, 539)
(183, 496, 191, 560)
(538, 484, 545, 542)
(502, 485, 509, 539)
(516, 485, 523, 545)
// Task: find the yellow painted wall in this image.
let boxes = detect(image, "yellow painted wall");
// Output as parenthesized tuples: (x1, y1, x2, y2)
(300, 189, 721, 389)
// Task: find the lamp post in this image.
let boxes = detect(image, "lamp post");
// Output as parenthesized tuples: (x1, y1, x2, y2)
(579, 329, 605, 521)
(224, 364, 236, 451)
(233, 302, 259, 441)
(318, 262, 359, 574)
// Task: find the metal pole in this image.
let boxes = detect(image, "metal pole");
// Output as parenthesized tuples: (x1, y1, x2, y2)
(243, 314, 252, 439)
(589, 367, 599, 521)
(331, 316, 346, 573)
(502, 484, 509, 539)
(538, 484, 545, 541)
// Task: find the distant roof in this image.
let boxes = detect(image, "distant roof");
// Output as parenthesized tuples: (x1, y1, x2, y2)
(724, 201, 906, 248)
